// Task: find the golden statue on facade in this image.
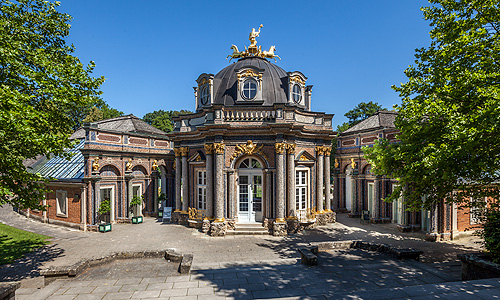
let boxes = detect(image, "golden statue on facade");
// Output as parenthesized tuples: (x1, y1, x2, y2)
(227, 25, 280, 62)
(126, 158, 133, 171)
(350, 158, 356, 169)
(152, 160, 158, 171)
(92, 157, 99, 171)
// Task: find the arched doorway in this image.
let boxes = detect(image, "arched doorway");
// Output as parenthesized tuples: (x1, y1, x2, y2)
(237, 157, 263, 223)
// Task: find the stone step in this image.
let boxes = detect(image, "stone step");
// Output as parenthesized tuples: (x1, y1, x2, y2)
(226, 230, 269, 235)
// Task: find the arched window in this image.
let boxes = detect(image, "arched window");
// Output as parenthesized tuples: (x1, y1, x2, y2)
(200, 85, 209, 105)
(292, 84, 301, 103)
(242, 79, 257, 100)
(100, 165, 118, 177)
(238, 158, 262, 169)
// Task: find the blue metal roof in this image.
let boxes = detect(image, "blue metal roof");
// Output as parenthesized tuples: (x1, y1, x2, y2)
(30, 140, 85, 180)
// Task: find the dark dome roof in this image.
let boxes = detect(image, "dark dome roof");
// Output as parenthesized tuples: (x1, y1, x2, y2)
(213, 57, 288, 106)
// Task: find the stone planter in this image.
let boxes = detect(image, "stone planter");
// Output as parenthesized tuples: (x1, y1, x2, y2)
(458, 253, 500, 280)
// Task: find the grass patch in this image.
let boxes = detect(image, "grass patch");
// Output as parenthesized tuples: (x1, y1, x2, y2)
(0, 223, 51, 265)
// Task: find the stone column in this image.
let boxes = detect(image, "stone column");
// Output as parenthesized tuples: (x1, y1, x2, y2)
(351, 176, 357, 214)
(213, 143, 225, 222)
(81, 185, 87, 231)
(181, 147, 189, 212)
(174, 148, 182, 211)
(286, 144, 296, 218)
(273, 143, 287, 236)
(204, 144, 214, 218)
(275, 143, 286, 222)
(210, 143, 226, 237)
(315, 146, 324, 213)
(42, 194, 47, 223)
(374, 176, 380, 219)
(426, 203, 440, 241)
(228, 170, 235, 219)
(265, 169, 272, 219)
(324, 147, 332, 212)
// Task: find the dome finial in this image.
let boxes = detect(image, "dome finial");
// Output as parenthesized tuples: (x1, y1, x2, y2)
(226, 25, 281, 63)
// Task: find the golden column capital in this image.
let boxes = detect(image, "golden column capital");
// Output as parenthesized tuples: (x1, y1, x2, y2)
(323, 146, 332, 156)
(315, 146, 325, 156)
(174, 148, 182, 157)
(204, 144, 214, 154)
(178, 147, 189, 157)
(275, 143, 286, 154)
(286, 143, 296, 154)
(213, 143, 225, 154)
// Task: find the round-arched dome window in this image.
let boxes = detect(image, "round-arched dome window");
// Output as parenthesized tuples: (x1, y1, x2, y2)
(238, 158, 262, 169)
(242, 78, 258, 100)
(292, 84, 301, 103)
(200, 85, 209, 105)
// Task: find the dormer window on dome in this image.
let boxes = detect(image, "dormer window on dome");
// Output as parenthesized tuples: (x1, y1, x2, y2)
(195, 74, 214, 110)
(287, 72, 308, 107)
(235, 67, 264, 104)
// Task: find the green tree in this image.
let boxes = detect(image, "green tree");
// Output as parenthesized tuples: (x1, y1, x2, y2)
(82, 102, 123, 123)
(336, 101, 385, 133)
(0, 0, 104, 209)
(364, 0, 500, 211)
(142, 109, 192, 133)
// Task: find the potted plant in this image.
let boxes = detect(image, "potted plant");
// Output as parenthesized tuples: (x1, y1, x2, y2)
(130, 195, 144, 224)
(157, 193, 167, 218)
(98, 198, 112, 232)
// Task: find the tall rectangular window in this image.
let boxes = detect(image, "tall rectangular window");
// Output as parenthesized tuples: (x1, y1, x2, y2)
(56, 190, 68, 217)
(470, 197, 486, 225)
(197, 170, 207, 210)
(296, 170, 308, 210)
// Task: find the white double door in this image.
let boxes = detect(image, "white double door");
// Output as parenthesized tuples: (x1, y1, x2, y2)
(238, 172, 263, 223)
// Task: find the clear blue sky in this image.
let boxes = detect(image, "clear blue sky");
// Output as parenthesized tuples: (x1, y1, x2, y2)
(58, 0, 431, 128)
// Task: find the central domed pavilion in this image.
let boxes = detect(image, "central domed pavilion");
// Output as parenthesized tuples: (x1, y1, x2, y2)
(169, 26, 335, 236)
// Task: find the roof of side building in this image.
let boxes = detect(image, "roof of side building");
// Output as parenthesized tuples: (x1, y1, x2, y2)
(341, 110, 397, 135)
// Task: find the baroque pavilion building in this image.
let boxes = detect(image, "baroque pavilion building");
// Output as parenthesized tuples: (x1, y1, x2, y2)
(169, 26, 336, 236)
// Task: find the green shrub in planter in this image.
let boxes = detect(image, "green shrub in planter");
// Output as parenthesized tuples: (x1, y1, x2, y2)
(129, 195, 143, 217)
(480, 206, 500, 263)
(98, 198, 111, 224)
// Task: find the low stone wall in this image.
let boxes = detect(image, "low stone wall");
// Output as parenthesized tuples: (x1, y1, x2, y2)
(458, 253, 500, 280)
(40, 249, 193, 285)
(0, 282, 20, 300)
(309, 240, 423, 260)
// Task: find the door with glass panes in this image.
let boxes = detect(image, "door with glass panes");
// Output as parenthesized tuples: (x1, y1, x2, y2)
(237, 158, 263, 223)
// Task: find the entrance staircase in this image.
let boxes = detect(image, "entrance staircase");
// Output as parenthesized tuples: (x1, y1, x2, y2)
(226, 223, 269, 235)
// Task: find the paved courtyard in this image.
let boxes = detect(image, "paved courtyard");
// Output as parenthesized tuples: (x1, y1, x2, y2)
(1, 205, 500, 299)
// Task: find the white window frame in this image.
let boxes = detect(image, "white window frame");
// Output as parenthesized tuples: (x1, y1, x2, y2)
(197, 170, 207, 210)
(470, 197, 487, 225)
(56, 190, 68, 217)
(296, 169, 309, 211)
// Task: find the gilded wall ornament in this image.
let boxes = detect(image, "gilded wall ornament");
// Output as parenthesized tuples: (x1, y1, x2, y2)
(275, 143, 286, 154)
(334, 158, 339, 168)
(290, 75, 305, 85)
(213, 143, 225, 154)
(152, 160, 158, 171)
(92, 157, 99, 171)
(286, 143, 296, 154)
(237, 70, 262, 80)
(204, 143, 214, 154)
(126, 158, 133, 171)
(299, 155, 309, 161)
(351, 158, 357, 169)
(230, 140, 267, 162)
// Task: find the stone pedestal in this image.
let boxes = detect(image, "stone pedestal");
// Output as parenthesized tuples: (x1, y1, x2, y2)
(202, 219, 210, 233)
(425, 232, 439, 242)
(226, 219, 236, 231)
(210, 221, 227, 237)
(171, 211, 181, 223)
(178, 212, 189, 225)
(316, 213, 328, 226)
(287, 218, 299, 234)
(324, 211, 336, 223)
(273, 222, 288, 236)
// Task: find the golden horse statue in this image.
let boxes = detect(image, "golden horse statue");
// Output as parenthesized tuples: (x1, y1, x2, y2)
(226, 44, 246, 61)
(261, 45, 281, 61)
